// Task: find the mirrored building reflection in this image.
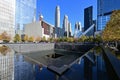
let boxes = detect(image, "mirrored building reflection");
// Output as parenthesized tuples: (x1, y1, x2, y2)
(0, 45, 110, 80)
(0, 47, 14, 80)
(14, 55, 35, 80)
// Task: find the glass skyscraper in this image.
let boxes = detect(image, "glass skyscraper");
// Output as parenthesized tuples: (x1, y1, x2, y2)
(0, 0, 15, 38)
(84, 6, 93, 31)
(97, 0, 120, 31)
(15, 0, 36, 31)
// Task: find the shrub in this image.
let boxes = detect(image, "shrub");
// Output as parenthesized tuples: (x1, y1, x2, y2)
(0, 31, 11, 43)
(28, 36, 34, 42)
(41, 36, 46, 42)
(3, 40, 9, 43)
(35, 37, 41, 42)
(14, 34, 21, 43)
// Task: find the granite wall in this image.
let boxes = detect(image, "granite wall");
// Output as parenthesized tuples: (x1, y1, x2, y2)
(54, 43, 95, 53)
(5, 43, 54, 53)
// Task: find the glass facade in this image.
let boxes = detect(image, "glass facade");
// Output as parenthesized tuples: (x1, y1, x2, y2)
(0, 0, 15, 38)
(15, 0, 36, 31)
(84, 6, 93, 31)
(97, 0, 120, 31)
(97, 15, 110, 30)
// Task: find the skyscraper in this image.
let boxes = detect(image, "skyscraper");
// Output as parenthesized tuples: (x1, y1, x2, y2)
(75, 22, 82, 32)
(74, 22, 82, 38)
(68, 22, 72, 37)
(63, 15, 69, 37)
(16, 0, 36, 31)
(97, 0, 120, 31)
(0, 0, 15, 38)
(78, 22, 82, 31)
(55, 6, 60, 28)
(63, 15, 72, 37)
(55, 6, 61, 38)
(84, 6, 93, 31)
(75, 22, 78, 31)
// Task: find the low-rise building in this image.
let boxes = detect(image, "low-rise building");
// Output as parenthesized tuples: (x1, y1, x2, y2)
(24, 15, 66, 40)
(24, 20, 55, 40)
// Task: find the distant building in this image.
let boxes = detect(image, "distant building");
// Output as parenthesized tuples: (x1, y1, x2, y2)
(75, 22, 78, 31)
(97, 0, 120, 31)
(63, 15, 72, 37)
(15, 0, 36, 33)
(68, 22, 72, 37)
(84, 6, 93, 31)
(0, 0, 15, 38)
(74, 22, 82, 38)
(54, 6, 63, 38)
(63, 15, 68, 37)
(24, 15, 55, 40)
(74, 22, 82, 32)
(55, 6, 60, 28)
(82, 27, 84, 32)
(78, 22, 82, 31)
(93, 20, 96, 32)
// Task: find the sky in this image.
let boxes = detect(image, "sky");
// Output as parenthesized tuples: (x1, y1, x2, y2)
(36, 0, 97, 34)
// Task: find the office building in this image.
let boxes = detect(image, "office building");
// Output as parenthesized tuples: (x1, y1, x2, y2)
(75, 22, 78, 31)
(15, 0, 36, 34)
(93, 20, 96, 32)
(63, 15, 68, 32)
(78, 22, 82, 31)
(74, 22, 82, 38)
(84, 6, 93, 31)
(55, 6, 60, 28)
(55, 6, 61, 38)
(97, 0, 120, 31)
(74, 22, 82, 33)
(68, 22, 72, 37)
(63, 15, 70, 37)
(63, 15, 72, 37)
(0, 0, 15, 38)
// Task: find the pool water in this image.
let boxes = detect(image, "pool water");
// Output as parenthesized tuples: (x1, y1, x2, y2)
(0, 46, 110, 80)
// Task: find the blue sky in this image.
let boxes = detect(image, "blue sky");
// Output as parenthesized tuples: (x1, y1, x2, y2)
(36, 0, 97, 34)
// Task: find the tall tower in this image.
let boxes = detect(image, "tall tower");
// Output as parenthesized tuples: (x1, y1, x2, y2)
(55, 6, 60, 27)
(84, 6, 93, 31)
(75, 22, 78, 30)
(75, 22, 82, 31)
(0, 0, 15, 39)
(68, 22, 72, 37)
(63, 15, 69, 37)
(78, 22, 82, 31)
(74, 22, 82, 38)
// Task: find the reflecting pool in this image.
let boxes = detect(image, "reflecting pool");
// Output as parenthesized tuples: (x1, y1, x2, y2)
(0, 46, 110, 80)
